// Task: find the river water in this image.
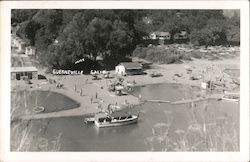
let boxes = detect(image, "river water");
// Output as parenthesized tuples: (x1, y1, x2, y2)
(11, 83, 239, 151)
(11, 90, 80, 114)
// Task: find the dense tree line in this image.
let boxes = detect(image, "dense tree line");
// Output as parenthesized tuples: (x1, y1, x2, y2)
(12, 9, 240, 70)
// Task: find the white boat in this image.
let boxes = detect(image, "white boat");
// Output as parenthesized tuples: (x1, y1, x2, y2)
(94, 114, 139, 128)
(221, 95, 240, 102)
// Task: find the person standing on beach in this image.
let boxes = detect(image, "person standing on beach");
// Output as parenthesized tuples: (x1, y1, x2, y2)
(138, 94, 142, 101)
(100, 98, 104, 105)
(95, 92, 98, 99)
(80, 88, 83, 96)
(74, 84, 76, 92)
(90, 96, 93, 103)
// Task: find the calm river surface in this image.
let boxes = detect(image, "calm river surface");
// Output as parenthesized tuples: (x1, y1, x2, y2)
(12, 83, 239, 151)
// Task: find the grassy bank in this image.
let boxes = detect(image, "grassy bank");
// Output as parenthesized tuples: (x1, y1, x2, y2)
(132, 45, 240, 64)
(133, 46, 192, 64)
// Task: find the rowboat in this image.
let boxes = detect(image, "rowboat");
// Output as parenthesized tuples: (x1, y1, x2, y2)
(221, 94, 240, 102)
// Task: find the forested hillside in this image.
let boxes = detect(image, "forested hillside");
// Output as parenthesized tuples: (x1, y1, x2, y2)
(11, 10, 240, 71)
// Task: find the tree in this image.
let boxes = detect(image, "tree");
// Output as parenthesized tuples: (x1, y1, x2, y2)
(43, 12, 87, 69)
(32, 10, 63, 49)
(103, 20, 134, 68)
(24, 20, 40, 45)
(13, 9, 240, 70)
(190, 30, 213, 47)
(190, 18, 229, 46)
(225, 13, 240, 45)
(11, 10, 38, 24)
(84, 17, 113, 60)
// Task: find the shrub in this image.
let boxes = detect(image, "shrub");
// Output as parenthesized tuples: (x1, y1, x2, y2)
(181, 54, 192, 61)
(132, 46, 190, 64)
(191, 51, 203, 59)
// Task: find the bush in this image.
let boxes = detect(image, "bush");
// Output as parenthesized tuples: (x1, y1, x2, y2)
(132, 46, 191, 64)
(191, 51, 203, 59)
(182, 54, 192, 61)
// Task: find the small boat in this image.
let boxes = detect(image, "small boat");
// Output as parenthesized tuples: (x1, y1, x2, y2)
(94, 113, 139, 128)
(221, 95, 240, 102)
(232, 78, 240, 85)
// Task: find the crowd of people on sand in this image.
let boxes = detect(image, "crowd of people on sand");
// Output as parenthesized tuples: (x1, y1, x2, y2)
(24, 57, 238, 116)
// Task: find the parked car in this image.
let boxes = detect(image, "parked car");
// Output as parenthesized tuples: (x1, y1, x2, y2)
(150, 72, 163, 77)
(38, 74, 47, 80)
(92, 75, 101, 80)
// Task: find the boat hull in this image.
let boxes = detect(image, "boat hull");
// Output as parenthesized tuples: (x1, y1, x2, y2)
(221, 97, 239, 102)
(221, 95, 240, 102)
(95, 116, 138, 128)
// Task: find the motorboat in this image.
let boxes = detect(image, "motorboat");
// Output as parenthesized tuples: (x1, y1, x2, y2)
(94, 113, 139, 128)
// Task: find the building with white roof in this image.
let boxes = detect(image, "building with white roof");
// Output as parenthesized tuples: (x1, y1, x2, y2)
(115, 62, 143, 76)
(25, 46, 36, 56)
(11, 66, 38, 80)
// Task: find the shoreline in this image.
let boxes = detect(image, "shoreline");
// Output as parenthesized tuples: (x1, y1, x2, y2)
(12, 57, 240, 121)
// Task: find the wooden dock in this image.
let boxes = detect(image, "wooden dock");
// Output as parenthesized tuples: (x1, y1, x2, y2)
(144, 94, 221, 105)
(170, 98, 207, 105)
(145, 98, 205, 105)
(145, 99, 171, 103)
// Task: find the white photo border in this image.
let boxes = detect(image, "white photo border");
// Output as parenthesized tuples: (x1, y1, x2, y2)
(0, 1, 249, 162)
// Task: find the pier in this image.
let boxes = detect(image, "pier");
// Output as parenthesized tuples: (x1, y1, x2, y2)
(145, 99, 171, 103)
(144, 94, 222, 105)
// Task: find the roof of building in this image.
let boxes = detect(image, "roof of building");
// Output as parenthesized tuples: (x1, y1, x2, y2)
(96, 56, 103, 61)
(11, 66, 38, 73)
(26, 46, 36, 50)
(119, 62, 142, 69)
(11, 55, 33, 67)
(180, 31, 188, 35)
(174, 31, 188, 36)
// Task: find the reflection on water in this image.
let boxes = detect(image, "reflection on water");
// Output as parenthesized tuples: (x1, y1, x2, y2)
(131, 83, 201, 101)
(11, 90, 79, 114)
(11, 84, 239, 151)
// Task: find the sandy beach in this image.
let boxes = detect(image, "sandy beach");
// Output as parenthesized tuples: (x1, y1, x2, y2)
(11, 53, 240, 121)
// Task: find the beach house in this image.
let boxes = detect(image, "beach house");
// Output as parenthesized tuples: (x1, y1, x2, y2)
(149, 31, 171, 45)
(12, 36, 28, 53)
(150, 31, 171, 40)
(173, 31, 189, 43)
(25, 46, 36, 56)
(115, 62, 143, 76)
(11, 66, 38, 80)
